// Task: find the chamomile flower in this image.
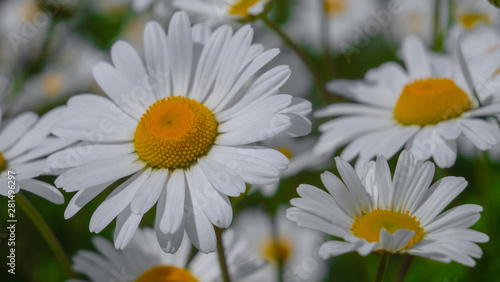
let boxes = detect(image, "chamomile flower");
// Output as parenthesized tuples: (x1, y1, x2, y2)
(0, 0, 48, 67)
(286, 0, 379, 52)
(287, 151, 488, 266)
(173, 0, 270, 27)
(453, 0, 499, 31)
(389, 0, 434, 45)
(11, 25, 106, 114)
(0, 108, 73, 203)
(233, 209, 326, 282)
(253, 137, 329, 196)
(49, 12, 311, 253)
(71, 228, 264, 281)
(316, 35, 500, 169)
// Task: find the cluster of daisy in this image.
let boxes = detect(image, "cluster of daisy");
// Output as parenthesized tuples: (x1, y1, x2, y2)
(1, 0, 500, 281)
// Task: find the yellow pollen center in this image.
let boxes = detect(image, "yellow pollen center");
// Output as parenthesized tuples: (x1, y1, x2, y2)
(324, 0, 348, 16)
(460, 13, 492, 30)
(276, 146, 294, 160)
(259, 236, 293, 263)
(228, 0, 261, 17)
(136, 265, 198, 282)
(42, 74, 64, 98)
(352, 209, 424, 251)
(0, 151, 6, 173)
(134, 96, 218, 170)
(394, 78, 471, 126)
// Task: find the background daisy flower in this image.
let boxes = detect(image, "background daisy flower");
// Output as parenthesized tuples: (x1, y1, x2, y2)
(173, 0, 270, 27)
(316, 35, 500, 169)
(71, 228, 264, 281)
(0, 108, 73, 203)
(233, 208, 327, 282)
(49, 12, 311, 253)
(287, 151, 488, 266)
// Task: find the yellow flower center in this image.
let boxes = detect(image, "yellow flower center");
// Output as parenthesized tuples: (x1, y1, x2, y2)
(276, 146, 294, 160)
(136, 265, 198, 282)
(0, 151, 6, 173)
(352, 209, 424, 251)
(21, 2, 40, 23)
(259, 236, 293, 263)
(228, 0, 262, 17)
(324, 0, 348, 16)
(42, 74, 63, 98)
(394, 78, 471, 126)
(460, 13, 491, 30)
(134, 96, 218, 170)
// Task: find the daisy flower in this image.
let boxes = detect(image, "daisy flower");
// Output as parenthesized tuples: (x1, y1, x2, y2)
(49, 12, 311, 253)
(453, 0, 499, 31)
(388, 0, 434, 45)
(11, 24, 106, 114)
(0, 108, 73, 203)
(253, 137, 329, 197)
(233, 209, 326, 282)
(287, 151, 488, 266)
(285, 0, 379, 52)
(71, 228, 264, 281)
(0, 0, 48, 67)
(316, 35, 500, 169)
(173, 0, 270, 27)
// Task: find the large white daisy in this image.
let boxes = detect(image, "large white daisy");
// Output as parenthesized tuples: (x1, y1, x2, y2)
(315, 35, 500, 169)
(233, 208, 326, 282)
(0, 108, 73, 203)
(287, 151, 488, 266)
(71, 228, 264, 281)
(173, 0, 270, 27)
(49, 12, 311, 253)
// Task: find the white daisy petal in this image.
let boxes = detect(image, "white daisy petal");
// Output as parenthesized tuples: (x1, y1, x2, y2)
(0, 112, 38, 151)
(114, 207, 143, 250)
(19, 179, 64, 204)
(335, 157, 373, 213)
(198, 157, 245, 197)
(156, 187, 186, 253)
(64, 182, 111, 219)
(168, 12, 193, 97)
(160, 170, 186, 234)
(319, 241, 358, 259)
(130, 169, 168, 215)
(144, 21, 171, 100)
(379, 228, 414, 253)
(402, 35, 431, 79)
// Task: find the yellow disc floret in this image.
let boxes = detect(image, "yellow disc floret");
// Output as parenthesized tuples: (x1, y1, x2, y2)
(134, 96, 218, 170)
(394, 78, 471, 126)
(136, 265, 199, 282)
(0, 151, 6, 173)
(259, 236, 293, 263)
(228, 0, 262, 17)
(324, 0, 348, 17)
(460, 13, 491, 30)
(352, 209, 424, 251)
(276, 146, 294, 160)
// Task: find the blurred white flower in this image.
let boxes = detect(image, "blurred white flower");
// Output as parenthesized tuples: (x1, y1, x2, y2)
(72, 228, 265, 281)
(287, 151, 488, 266)
(317, 36, 500, 169)
(233, 208, 326, 282)
(389, 0, 434, 45)
(11, 24, 106, 114)
(286, 0, 379, 52)
(173, 0, 270, 27)
(0, 0, 48, 68)
(0, 108, 73, 203)
(49, 12, 311, 253)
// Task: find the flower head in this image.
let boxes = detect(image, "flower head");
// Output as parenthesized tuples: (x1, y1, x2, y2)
(72, 228, 265, 281)
(50, 12, 311, 253)
(316, 35, 500, 169)
(287, 151, 488, 266)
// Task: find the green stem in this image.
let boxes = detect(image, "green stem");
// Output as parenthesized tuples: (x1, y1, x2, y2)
(432, 0, 444, 52)
(260, 15, 330, 103)
(215, 227, 231, 282)
(373, 253, 390, 282)
(17, 193, 76, 279)
(395, 255, 413, 282)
